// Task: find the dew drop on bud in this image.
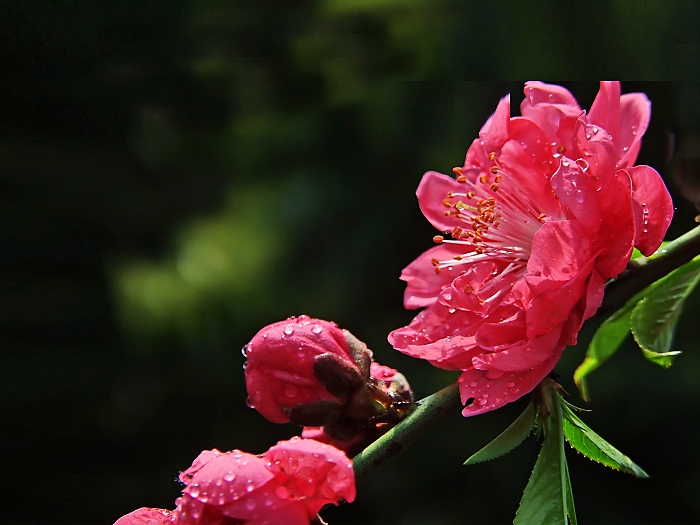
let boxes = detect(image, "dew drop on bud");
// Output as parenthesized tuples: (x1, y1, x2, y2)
(283, 324, 295, 335)
(283, 384, 299, 398)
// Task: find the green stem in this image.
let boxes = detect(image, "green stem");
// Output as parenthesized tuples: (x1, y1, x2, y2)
(353, 224, 700, 478)
(596, 224, 700, 319)
(352, 382, 461, 477)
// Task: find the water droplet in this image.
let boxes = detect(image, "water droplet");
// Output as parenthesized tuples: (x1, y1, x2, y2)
(283, 324, 295, 336)
(622, 146, 629, 152)
(275, 486, 290, 499)
(311, 324, 323, 334)
(246, 481, 255, 492)
(575, 191, 584, 204)
(190, 485, 200, 498)
(217, 494, 226, 505)
(506, 381, 515, 388)
(448, 308, 456, 314)
(478, 397, 488, 406)
(469, 381, 478, 387)
(200, 492, 209, 503)
(447, 265, 453, 271)
(283, 384, 298, 398)
(224, 471, 236, 482)
(241, 344, 249, 357)
(245, 499, 256, 511)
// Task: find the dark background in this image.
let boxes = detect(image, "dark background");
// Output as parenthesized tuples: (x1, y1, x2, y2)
(3, 1, 700, 524)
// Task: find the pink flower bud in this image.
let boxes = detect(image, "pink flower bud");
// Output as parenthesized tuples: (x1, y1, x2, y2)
(114, 508, 173, 525)
(244, 315, 365, 424)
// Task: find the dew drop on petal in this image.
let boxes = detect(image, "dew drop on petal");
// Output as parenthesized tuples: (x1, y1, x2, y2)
(190, 485, 200, 498)
(283, 324, 295, 335)
(469, 381, 477, 387)
(283, 384, 299, 398)
(224, 471, 236, 482)
(275, 486, 290, 500)
(506, 381, 515, 388)
(448, 308, 456, 314)
(245, 499, 256, 511)
(246, 481, 255, 493)
(311, 324, 323, 334)
(478, 397, 488, 406)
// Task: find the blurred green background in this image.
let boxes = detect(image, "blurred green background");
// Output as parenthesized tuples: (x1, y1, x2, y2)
(3, 1, 700, 524)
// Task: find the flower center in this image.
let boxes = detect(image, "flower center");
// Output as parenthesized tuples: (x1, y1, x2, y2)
(431, 152, 551, 275)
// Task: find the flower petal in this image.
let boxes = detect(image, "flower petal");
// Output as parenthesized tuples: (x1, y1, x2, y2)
(416, 171, 468, 232)
(458, 339, 565, 416)
(617, 93, 651, 168)
(588, 81, 621, 147)
(627, 165, 674, 255)
(400, 244, 467, 309)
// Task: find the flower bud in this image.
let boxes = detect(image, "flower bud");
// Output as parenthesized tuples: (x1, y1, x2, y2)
(244, 315, 368, 424)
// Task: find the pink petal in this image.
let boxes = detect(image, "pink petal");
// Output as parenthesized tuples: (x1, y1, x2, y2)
(522, 81, 580, 107)
(114, 508, 174, 525)
(263, 437, 356, 513)
(416, 170, 467, 233)
(627, 165, 674, 255)
(478, 94, 511, 152)
(588, 81, 621, 146)
(472, 326, 562, 372)
(616, 93, 651, 168)
(400, 244, 467, 309)
(520, 82, 582, 152)
(458, 341, 565, 416)
(592, 170, 636, 277)
(550, 159, 602, 233)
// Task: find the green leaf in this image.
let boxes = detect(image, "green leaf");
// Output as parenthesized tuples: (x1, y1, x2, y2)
(464, 401, 535, 465)
(561, 401, 648, 478)
(630, 256, 700, 368)
(573, 282, 650, 401)
(515, 394, 576, 525)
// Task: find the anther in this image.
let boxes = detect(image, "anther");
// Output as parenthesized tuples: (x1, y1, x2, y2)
(494, 175, 502, 183)
(433, 235, 444, 244)
(490, 183, 499, 192)
(452, 167, 463, 176)
(479, 174, 488, 184)
(488, 152, 497, 161)
(457, 175, 467, 183)
(490, 166, 499, 174)
(467, 191, 475, 199)
(431, 258, 440, 266)
(557, 145, 566, 154)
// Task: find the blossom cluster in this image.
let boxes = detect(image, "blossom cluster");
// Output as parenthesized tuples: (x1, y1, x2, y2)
(389, 81, 673, 415)
(115, 437, 355, 525)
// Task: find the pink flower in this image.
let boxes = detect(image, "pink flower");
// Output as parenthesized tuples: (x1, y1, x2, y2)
(244, 316, 414, 446)
(114, 508, 174, 525)
(245, 315, 364, 424)
(390, 81, 673, 416)
(173, 438, 355, 525)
